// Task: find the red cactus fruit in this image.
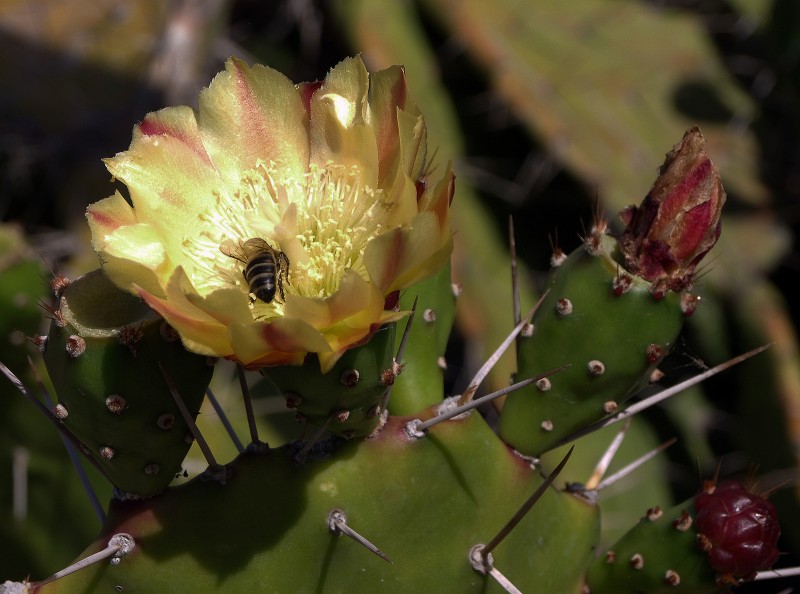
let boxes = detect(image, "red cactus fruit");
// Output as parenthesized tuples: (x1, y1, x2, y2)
(694, 479, 781, 582)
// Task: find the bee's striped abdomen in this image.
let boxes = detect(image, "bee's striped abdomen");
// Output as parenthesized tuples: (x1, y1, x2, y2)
(245, 252, 277, 303)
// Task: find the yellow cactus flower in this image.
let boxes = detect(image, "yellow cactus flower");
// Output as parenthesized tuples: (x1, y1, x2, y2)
(87, 56, 453, 372)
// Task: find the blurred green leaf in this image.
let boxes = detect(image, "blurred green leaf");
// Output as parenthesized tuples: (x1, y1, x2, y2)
(735, 281, 800, 557)
(422, 0, 767, 209)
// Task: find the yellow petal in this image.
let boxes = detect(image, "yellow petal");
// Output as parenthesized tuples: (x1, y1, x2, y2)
(283, 270, 374, 326)
(383, 168, 419, 230)
(99, 253, 165, 300)
(105, 224, 166, 270)
(103, 223, 169, 294)
(138, 268, 234, 358)
(229, 317, 331, 368)
(367, 64, 415, 187)
(309, 57, 378, 185)
(133, 106, 213, 165)
(198, 57, 309, 182)
(87, 193, 167, 296)
(364, 212, 451, 293)
(185, 287, 253, 326)
(397, 109, 427, 181)
(280, 270, 392, 371)
(86, 191, 137, 241)
(106, 107, 221, 220)
(418, 162, 455, 233)
(316, 310, 405, 373)
(103, 115, 223, 275)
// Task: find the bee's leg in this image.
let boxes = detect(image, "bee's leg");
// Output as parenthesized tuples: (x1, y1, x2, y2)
(279, 253, 291, 285)
(276, 252, 289, 303)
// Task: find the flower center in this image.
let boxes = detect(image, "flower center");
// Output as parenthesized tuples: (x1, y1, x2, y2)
(295, 165, 388, 296)
(184, 161, 390, 317)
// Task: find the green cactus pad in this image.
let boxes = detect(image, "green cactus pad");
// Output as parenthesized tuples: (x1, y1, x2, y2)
(585, 500, 718, 594)
(42, 269, 214, 497)
(35, 413, 598, 594)
(389, 262, 455, 415)
(499, 234, 685, 456)
(261, 323, 396, 439)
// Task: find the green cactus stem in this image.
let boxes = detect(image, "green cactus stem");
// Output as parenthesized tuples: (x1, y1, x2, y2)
(33, 413, 598, 594)
(42, 269, 214, 497)
(498, 233, 685, 456)
(261, 323, 397, 439)
(388, 261, 456, 415)
(586, 499, 717, 593)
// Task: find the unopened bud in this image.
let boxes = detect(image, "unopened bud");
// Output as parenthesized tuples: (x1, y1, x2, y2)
(619, 127, 725, 293)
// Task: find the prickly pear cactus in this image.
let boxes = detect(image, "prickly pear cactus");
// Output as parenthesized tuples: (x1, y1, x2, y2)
(1, 56, 784, 594)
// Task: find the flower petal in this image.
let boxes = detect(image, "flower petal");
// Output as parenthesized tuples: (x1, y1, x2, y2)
(316, 308, 406, 373)
(281, 270, 400, 371)
(106, 107, 221, 219)
(368, 64, 416, 187)
(103, 224, 168, 294)
(309, 57, 378, 186)
(134, 106, 213, 166)
(230, 318, 331, 368)
(418, 162, 455, 233)
(88, 192, 168, 296)
(185, 287, 253, 326)
(381, 111, 431, 229)
(365, 212, 453, 294)
(138, 268, 234, 357)
(397, 108, 427, 182)
(104, 115, 224, 276)
(86, 191, 137, 238)
(198, 57, 309, 182)
(283, 270, 373, 326)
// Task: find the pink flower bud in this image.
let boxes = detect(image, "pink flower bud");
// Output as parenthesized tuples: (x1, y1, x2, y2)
(619, 127, 726, 293)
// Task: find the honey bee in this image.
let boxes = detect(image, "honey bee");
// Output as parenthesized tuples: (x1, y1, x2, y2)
(220, 238, 290, 303)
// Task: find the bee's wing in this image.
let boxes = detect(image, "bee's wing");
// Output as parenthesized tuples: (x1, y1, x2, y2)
(219, 239, 246, 263)
(243, 238, 272, 254)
